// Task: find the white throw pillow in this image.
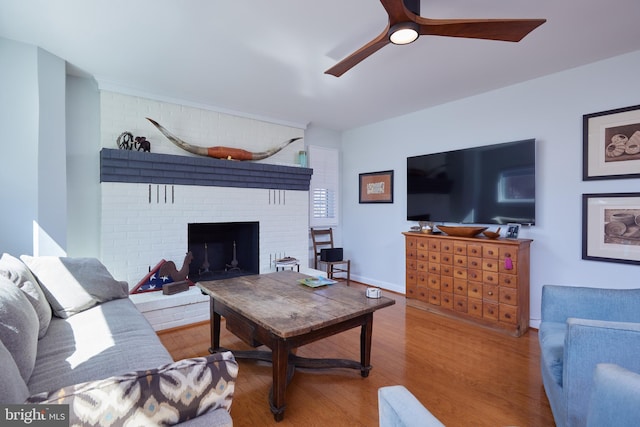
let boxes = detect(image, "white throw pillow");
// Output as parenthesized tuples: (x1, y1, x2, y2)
(0, 253, 52, 338)
(0, 277, 39, 382)
(20, 256, 128, 319)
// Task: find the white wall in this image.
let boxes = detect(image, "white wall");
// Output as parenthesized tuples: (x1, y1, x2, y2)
(66, 75, 101, 258)
(0, 38, 67, 256)
(341, 50, 640, 327)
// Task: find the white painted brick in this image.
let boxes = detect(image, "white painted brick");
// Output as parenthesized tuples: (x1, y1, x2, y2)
(100, 93, 309, 330)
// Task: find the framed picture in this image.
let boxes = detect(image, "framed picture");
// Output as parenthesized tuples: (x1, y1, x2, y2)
(506, 223, 521, 239)
(583, 104, 640, 180)
(359, 170, 394, 203)
(582, 193, 640, 265)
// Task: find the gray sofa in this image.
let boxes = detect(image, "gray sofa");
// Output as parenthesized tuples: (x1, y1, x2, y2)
(0, 253, 237, 426)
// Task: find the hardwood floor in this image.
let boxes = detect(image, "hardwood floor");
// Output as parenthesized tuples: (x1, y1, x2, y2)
(158, 282, 554, 426)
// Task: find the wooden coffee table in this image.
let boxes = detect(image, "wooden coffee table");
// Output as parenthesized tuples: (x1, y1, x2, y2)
(197, 271, 395, 421)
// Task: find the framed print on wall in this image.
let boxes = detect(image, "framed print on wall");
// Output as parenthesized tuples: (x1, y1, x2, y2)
(583, 104, 640, 180)
(582, 193, 640, 265)
(359, 170, 394, 203)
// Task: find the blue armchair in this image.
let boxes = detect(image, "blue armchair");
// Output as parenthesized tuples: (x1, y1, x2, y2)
(539, 285, 640, 427)
(378, 386, 444, 427)
(586, 364, 640, 427)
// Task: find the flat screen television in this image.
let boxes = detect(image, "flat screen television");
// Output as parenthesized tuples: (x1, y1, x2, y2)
(407, 139, 536, 225)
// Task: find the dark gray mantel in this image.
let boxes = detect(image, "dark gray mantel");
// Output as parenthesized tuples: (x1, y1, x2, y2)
(100, 148, 313, 191)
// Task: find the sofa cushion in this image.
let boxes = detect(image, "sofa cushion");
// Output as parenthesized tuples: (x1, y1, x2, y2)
(0, 276, 39, 382)
(0, 253, 52, 338)
(20, 256, 128, 318)
(539, 321, 566, 387)
(28, 297, 174, 394)
(0, 338, 30, 403)
(27, 352, 238, 427)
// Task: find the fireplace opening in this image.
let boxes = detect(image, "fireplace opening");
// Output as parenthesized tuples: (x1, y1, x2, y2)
(188, 222, 259, 282)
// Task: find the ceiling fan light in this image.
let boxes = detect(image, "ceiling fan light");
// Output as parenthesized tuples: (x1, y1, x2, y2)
(389, 22, 419, 45)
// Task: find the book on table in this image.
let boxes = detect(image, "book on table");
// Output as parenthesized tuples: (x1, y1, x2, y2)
(298, 276, 337, 288)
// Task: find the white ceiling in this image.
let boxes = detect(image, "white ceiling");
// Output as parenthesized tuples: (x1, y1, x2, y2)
(2, 0, 640, 130)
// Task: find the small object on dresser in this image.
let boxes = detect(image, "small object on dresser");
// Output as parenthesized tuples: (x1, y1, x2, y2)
(163, 280, 190, 295)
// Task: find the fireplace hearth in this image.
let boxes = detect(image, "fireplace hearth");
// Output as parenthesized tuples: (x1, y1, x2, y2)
(188, 222, 259, 282)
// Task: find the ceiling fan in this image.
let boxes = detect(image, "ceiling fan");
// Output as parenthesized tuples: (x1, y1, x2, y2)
(325, 0, 546, 77)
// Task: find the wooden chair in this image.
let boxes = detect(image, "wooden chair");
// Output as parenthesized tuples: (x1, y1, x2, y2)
(310, 228, 350, 285)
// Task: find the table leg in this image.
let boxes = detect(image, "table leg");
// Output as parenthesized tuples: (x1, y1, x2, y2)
(270, 339, 289, 421)
(208, 297, 221, 353)
(360, 312, 373, 377)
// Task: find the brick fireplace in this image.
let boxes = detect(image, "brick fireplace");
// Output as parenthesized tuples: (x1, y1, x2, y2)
(187, 221, 260, 282)
(99, 149, 312, 329)
(97, 91, 311, 329)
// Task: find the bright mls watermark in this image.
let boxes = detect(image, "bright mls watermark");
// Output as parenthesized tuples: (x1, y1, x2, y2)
(1, 405, 68, 426)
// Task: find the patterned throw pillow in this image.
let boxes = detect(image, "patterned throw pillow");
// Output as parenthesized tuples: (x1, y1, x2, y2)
(27, 352, 238, 427)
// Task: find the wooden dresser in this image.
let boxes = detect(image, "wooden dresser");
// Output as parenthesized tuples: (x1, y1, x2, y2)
(403, 232, 532, 337)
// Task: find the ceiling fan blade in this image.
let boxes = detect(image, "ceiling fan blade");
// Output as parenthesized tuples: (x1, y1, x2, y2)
(325, 28, 391, 77)
(379, 0, 414, 24)
(416, 17, 546, 42)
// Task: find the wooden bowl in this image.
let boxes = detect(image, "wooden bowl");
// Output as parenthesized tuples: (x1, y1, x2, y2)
(483, 227, 502, 239)
(436, 225, 488, 238)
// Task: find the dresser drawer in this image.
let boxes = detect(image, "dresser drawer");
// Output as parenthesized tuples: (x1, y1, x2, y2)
(417, 272, 427, 287)
(468, 282, 482, 299)
(499, 246, 518, 262)
(454, 242, 467, 255)
(500, 304, 517, 324)
(482, 270, 499, 285)
(406, 281, 417, 298)
(468, 298, 483, 318)
(468, 256, 482, 269)
(416, 285, 429, 302)
(441, 276, 453, 293)
(483, 284, 499, 302)
(483, 302, 499, 321)
(406, 237, 417, 252)
(441, 292, 454, 309)
(483, 245, 500, 259)
(454, 295, 468, 313)
(467, 268, 482, 282)
(429, 290, 441, 306)
(467, 244, 482, 257)
(500, 287, 518, 306)
(499, 259, 518, 274)
(406, 270, 417, 284)
(441, 265, 453, 276)
(454, 279, 468, 295)
(441, 253, 453, 265)
(482, 259, 499, 272)
(428, 263, 441, 274)
(499, 273, 517, 288)
(427, 274, 441, 290)
(428, 240, 441, 251)
(454, 255, 468, 268)
(453, 267, 468, 280)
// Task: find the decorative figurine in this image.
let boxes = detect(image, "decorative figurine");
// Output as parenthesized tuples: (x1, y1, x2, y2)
(117, 132, 151, 152)
(134, 136, 151, 152)
(117, 131, 134, 150)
